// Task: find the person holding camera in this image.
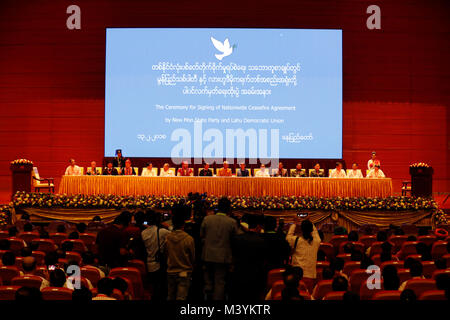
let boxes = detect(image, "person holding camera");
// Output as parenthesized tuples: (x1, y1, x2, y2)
(286, 217, 321, 293)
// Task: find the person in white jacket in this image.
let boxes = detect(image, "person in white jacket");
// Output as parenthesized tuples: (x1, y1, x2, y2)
(347, 163, 364, 178)
(366, 164, 386, 178)
(329, 162, 347, 178)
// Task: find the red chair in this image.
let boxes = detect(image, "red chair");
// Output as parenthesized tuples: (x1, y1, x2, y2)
(372, 290, 401, 300)
(442, 254, 450, 267)
(0, 285, 21, 300)
(360, 280, 383, 300)
(49, 233, 68, 246)
(65, 251, 82, 265)
(312, 279, 333, 300)
(81, 266, 102, 287)
(31, 251, 46, 265)
(32, 239, 57, 253)
(349, 269, 370, 293)
(11, 275, 43, 289)
(388, 235, 408, 253)
(405, 254, 422, 261)
(431, 241, 448, 259)
(91, 288, 124, 300)
(432, 269, 450, 279)
(61, 239, 87, 253)
(418, 235, 437, 247)
(0, 266, 21, 285)
(41, 287, 73, 300)
(18, 232, 40, 245)
(343, 261, 361, 277)
(109, 267, 143, 299)
(403, 279, 436, 297)
(0, 231, 9, 239)
(126, 259, 146, 277)
(319, 243, 334, 261)
(336, 253, 351, 263)
(323, 291, 346, 300)
(419, 290, 447, 300)
(330, 235, 348, 251)
(397, 241, 418, 260)
(7, 238, 25, 254)
(380, 260, 404, 272)
(267, 268, 285, 289)
(79, 233, 96, 246)
(360, 235, 376, 250)
(108, 276, 135, 300)
(397, 269, 411, 284)
(34, 266, 49, 280)
(315, 261, 330, 281)
(421, 261, 436, 278)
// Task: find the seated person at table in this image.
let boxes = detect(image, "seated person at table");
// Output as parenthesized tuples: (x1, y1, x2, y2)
(103, 161, 118, 175)
(65, 158, 82, 176)
(366, 164, 385, 178)
(291, 163, 307, 177)
(367, 151, 381, 171)
(236, 163, 250, 177)
(309, 163, 325, 177)
(160, 163, 175, 177)
(198, 163, 213, 176)
(273, 162, 288, 177)
(113, 149, 125, 169)
(121, 159, 136, 175)
(329, 162, 347, 178)
(347, 163, 363, 178)
(217, 161, 232, 176)
(86, 161, 99, 175)
(141, 162, 156, 176)
(177, 161, 193, 176)
(255, 164, 270, 177)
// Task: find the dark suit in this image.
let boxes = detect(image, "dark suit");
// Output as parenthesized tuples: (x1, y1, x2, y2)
(198, 168, 213, 176)
(310, 170, 325, 177)
(102, 168, 118, 176)
(113, 156, 125, 168)
(121, 167, 136, 175)
(237, 169, 250, 177)
(291, 169, 308, 177)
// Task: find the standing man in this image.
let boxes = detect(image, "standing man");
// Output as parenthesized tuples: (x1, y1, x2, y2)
(113, 149, 125, 169)
(200, 197, 238, 300)
(166, 207, 195, 300)
(65, 159, 82, 176)
(367, 151, 381, 171)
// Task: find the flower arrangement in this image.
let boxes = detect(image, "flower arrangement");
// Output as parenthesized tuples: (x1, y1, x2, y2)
(410, 162, 430, 168)
(432, 208, 448, 226)
(10, 159, 33, 165)
(0, 192, 444, 226)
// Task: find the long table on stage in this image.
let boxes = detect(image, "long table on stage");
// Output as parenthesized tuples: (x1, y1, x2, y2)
(58, 176, 393, 198)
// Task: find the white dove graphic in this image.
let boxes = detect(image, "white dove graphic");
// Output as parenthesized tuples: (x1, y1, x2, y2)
(210, 37, 233, 60)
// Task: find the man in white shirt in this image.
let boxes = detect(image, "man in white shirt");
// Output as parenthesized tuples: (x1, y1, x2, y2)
(347, 163, 363, 178)
(65, 159, 82, 176)
(141, 162, 157, 176)
(367, 151, 381, 170)
(366, 164, 386, 178)
(160, 163, 175, 177)
(329, 162, 347, 178)
(255, 164, 270, 177)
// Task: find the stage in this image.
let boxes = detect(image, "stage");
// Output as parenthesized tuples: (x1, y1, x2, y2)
(58, 176, 393, 198)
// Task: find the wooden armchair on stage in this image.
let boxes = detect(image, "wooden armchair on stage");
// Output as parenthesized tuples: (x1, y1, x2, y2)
(32, 167, 55, 193)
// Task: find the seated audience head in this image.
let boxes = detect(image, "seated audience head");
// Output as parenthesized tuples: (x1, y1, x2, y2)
(407, 235, 417, 241)
(21, 247, 32, 257)
(348, 230, 359, 242)
(76, 223, 87, 234)
(40, 230, 50, 239)
(246, 214, 260, 231)
(332, 276, 348, 291)
(61, 241, 74, 252)
(97, 277, 114, 296)
(416, 242, 432, 261)
(331, 257, 345, 274)
(22, 256, 37, 273)
(434, 257, 447, 270)
(351, 250, 363, 262)
(400, 289, 417, 302)
(8, 226, 18, 237)
(23, 223, 33, 232)
(343, 242, 354, 254)
(112, 277, 129, 295)
(263, 216, 277, 233)
(376, 230, 388, 242)
(81, 251, 95, 266)
(56, 224, 66, 233)
(360, 256, 374, 270)
(322, 267, 334, 280)
(68, 231, 79, 239)
(2, 251, 16, 266)
(382, 265, 400, 290)
(15, 287, 42, 301)
(0, 239, 10, 250)
(435, 273, 450, 291)
(92, 215, 102, 222)
(44, 251, 59, 268)
(72, 287, 93, 301)
(49, 269, 67, 287)
(409, 259, 423, 277)
(217, 197, 231, 215)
